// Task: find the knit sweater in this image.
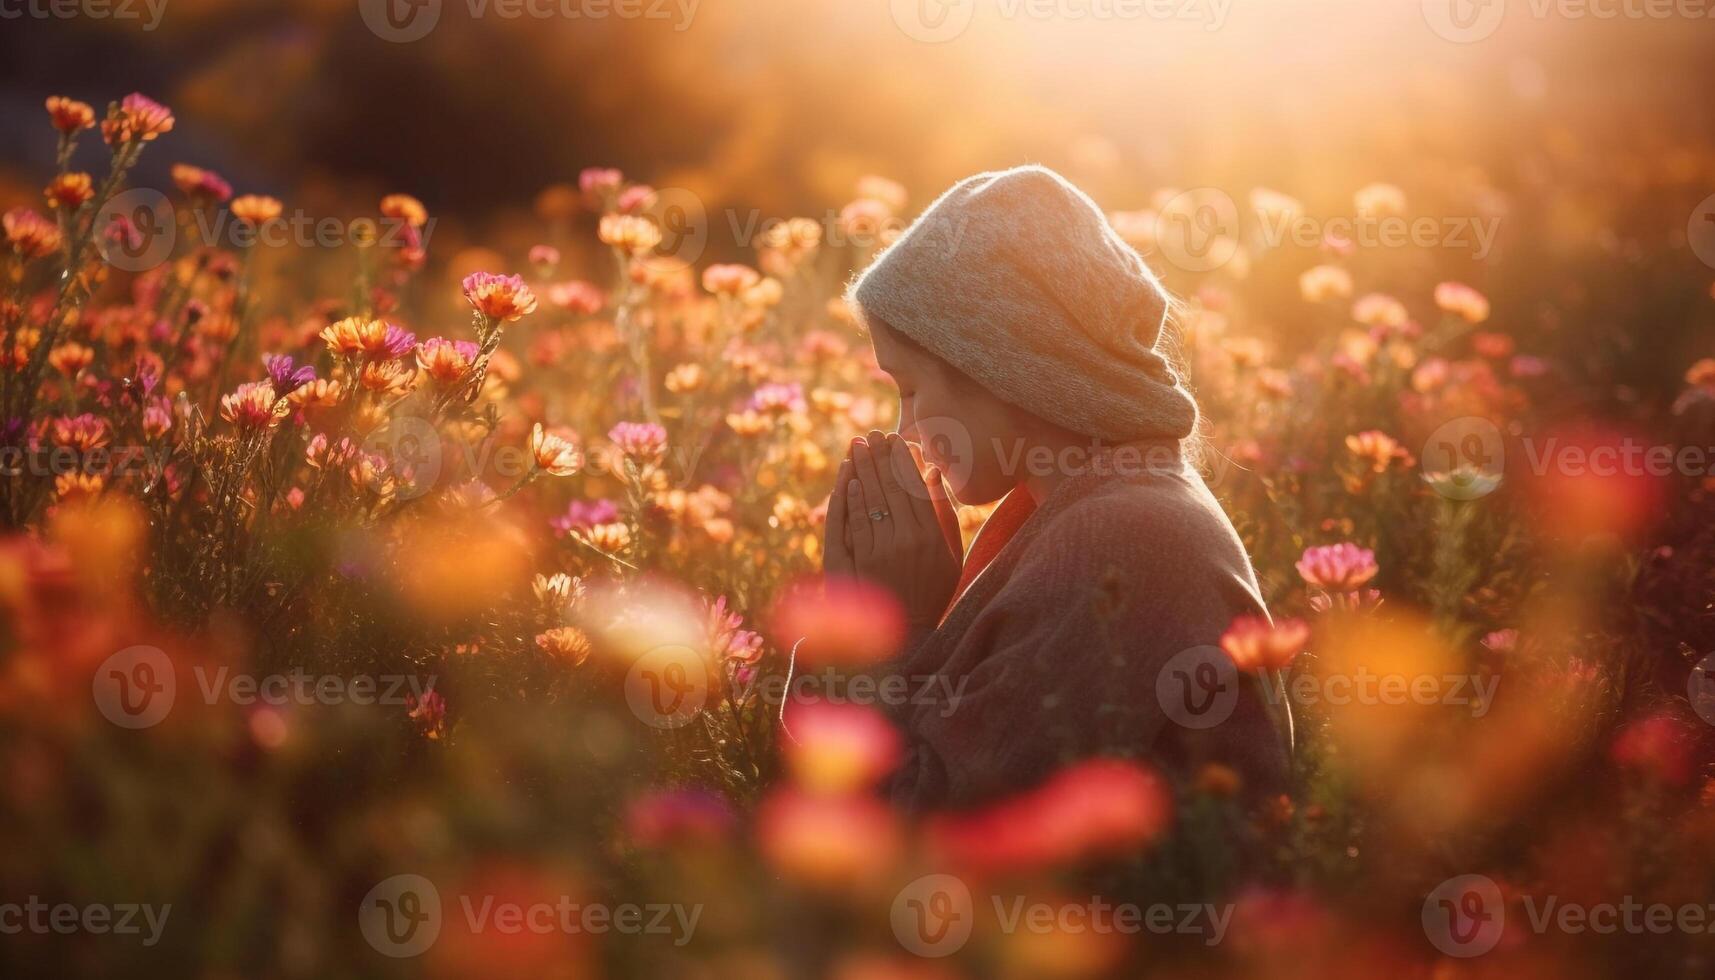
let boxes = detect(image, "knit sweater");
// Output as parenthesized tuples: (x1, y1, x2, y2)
(883, 454, 1293, 813)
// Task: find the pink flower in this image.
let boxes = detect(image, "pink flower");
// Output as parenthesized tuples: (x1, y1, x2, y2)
(461, 272, 538, 322)
(705, 594, 763, 666)
(101, 93, 174, 146)
(547, 280, 606, 315)
(1296, 543, 1379, 592)
(607, 421, 667, 463)
(1434, 281, 1491, 324)
(579, 167, 624, 207)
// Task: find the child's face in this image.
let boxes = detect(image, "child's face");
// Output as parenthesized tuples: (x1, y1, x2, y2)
(868, 322, 1026, 506)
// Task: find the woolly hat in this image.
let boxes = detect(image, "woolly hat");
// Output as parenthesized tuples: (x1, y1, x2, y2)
(850, 165, 1197, 442)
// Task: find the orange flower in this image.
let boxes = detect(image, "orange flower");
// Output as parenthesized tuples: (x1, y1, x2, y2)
(230, 195, 283, 226)
(286, 378, 342, 412)
(664, 363, 704, 393)
(1344, 430, 1403, 473)
(379, 193, 428, 229)
(462, 272, 538, 322)
(4, 207, 63, 260)
(1220, 615, 1310, 672)
(415, 337, 477, 386)
(100, 93, 174, 146)
(358, 359, 415, 396)
(318, 316, 386, 358)
(45, 96, 95, 134)
(535, 626, 592, 665)
(1299, 264, 1353, 303)
(529, 423, 582, 476)
(48, 343, 94, 377)
(598, 214, 662, 253)
(44, 173, 94, 210)
(702, 263, 761, 297)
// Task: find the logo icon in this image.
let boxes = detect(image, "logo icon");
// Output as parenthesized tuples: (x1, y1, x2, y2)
(891, 0, 976, 43)
(1422, 874, 1505, 957)
(92, 645, 176, 729)
(1153, 188, 1240, 273)
(359, 874, 442, 957)
(625, 644, 711, 729)
(1422, 0, 1505, 44)
(361, 412, 442, 501)
(1688, 193, 1715, 270)
(95, 188, 176, 273)
(1420, 417, 1505, 501)
(906, 416, 974, 500)
(1156, 645, 1239, 730)
(645, 187, 710, 273)
(360, 0, 443, 43)
(891, 873, 974, 957)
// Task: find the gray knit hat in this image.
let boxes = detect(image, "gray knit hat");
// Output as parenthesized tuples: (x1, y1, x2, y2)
(849, 165, 1197, 442)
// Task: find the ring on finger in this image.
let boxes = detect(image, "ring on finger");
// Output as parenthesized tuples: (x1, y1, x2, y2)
(868, 509, 889, 522)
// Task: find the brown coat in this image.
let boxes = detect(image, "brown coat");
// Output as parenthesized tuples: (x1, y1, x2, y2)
(883, 456, 1293, 813)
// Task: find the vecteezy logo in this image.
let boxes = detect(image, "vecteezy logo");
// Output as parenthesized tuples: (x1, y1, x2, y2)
(1688, 193, 1715, 270)
(1422, 874, 1505, 957)
(1156, 645, 1239, 730)
(359, 874, 442, 958)
(1421, 417, 1505, 501)
(1153, 188, 1240, 273)
(361, 412, 442, 501)
(644, 186, 709, 273)
(624, 644, 711, 729)
(890, 0, 976, 43)
(891, 874, 974, 957)
(95, 188, 176, 273)
(909, 416, 974, 499)
(1421, 0, 1505, 44)
(92, 646, 177, 729)
(359, 0, 443, 43)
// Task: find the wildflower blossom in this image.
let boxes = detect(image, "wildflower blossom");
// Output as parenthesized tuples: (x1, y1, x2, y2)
(703, 264, 761, 297)
(598, 214, 662, 253)
(1299, 265, 1353, 303)
(230, 195, 283, 226)
(1435, 281, 1491, 324)
(664, 363, 704, 393)
(45, 96, 95, 133)
(529, 423, 582, 476)
(551, 499, 620, 535)
(1220, 615, 1310, 672)
(49, 343, 94, 378)
(532, 572, 583, 606)
(608, 421, 667, 464)
(579, 167, 624, 208)
(4, 208, 62, 260)
(100, 93, 174, 145)
(264, 355, 316, 395)
(781, 703, 901, 794)
(1344, 430, 1404, 473)
(219, 382, 286, 430)
(705, 594, 763, 666)
(406, 689, 447, 740)
(170, 164, 233, 202)
(379, 194, 428, 229)
(1296, 543, 1379, 591)
(44, 173, 94, 210)
(51, 414, 111, 452)
(615, 184, 656, 214)
(462, 272, 538, 322)
(415, 337, 478, 386)
(1351, 293, 1408, 329)
(536, 626, 593, 665)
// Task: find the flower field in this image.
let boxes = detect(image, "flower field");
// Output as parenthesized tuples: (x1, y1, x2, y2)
(4, 60, 1715, 979)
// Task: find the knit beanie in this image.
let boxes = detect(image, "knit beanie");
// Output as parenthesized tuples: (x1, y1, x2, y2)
(849, 165, 1197, 442)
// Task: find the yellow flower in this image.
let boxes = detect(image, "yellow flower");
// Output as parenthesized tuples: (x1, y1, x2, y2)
(530, 423, 582, 476)
(664, 363, 704, 394)
(598, 214, 662, 253)
(319, 316, 386, 357)
(230, 194, 284, 225)
(462, 272, 538, 322)
(1299, 265, 1353, 303)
